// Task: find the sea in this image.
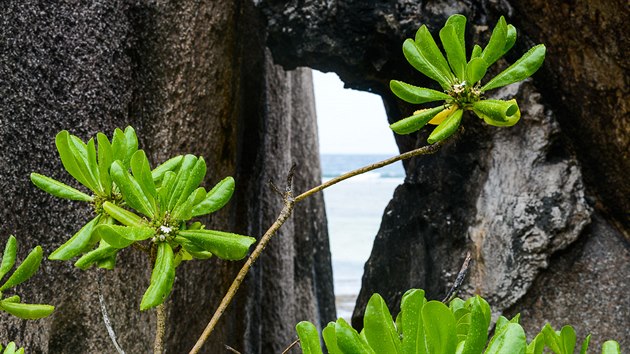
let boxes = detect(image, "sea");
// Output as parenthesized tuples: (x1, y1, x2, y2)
(320, 154, 405, 321)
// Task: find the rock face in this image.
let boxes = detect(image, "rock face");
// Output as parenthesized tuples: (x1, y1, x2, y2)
(0, 1, 333, 353)
(260, 0, 629, 348)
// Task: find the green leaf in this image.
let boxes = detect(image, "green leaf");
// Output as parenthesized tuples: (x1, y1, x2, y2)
(427, 108, 463, 144)
(323, 322, 342, 354)
(481, 44, 546, 91)
(96, 132, 114, 196)
(390, 106, 446, 135)
(74, 243, 118, 270)
(0, 236, 18, 281)
(471, 44, 482, 59)
(103, 201, 146, 227)
(177, 230, 255, 260)
(110, 161, 155, 217)
(472, 99, 521, 127)
(422, 300, 457, 354)
(172, 187, 206, 221)
(86, 138, 102, 194)
(170, 156, 206, 211)
(415, 25, 455, 83)
(30, 173, 93, 202)
(158, 171, 177, 209)
(481, 16, 508, 67)
(2, 295, 20, 303)
(335, 318, 375, 354)
(465, 57, 488, 85)
(0, 246, 43, 291)
(445, 14, 467, 55)
(111, 128, 128, 165)
(485, 323, 526, 354)
(296, 321, 324, 354)
(460, 296, 491, 354)
(93, 224, 155, 249)
(526, 333, 545, 354)
(130, 150, 157, 209)
(2, 342, 14, 354)
(191, 176, 236, 217)
(559, 326, 577, 354)
(440, 25, 467, 80)
(69, 135, 100, 193)
(579, 334, 591, 354)
(55, 130, 97, 191)
(49, 215, 101, 260)
(601, 340, 621, 354)
(401, 289, 427, 354)
(390, 80, 450, 104)
(503, 24, 517, 55)
(363, 293, 401, 353)
(403, 39, 452, 90)
(176, 237, 213, 260)
(152, 155, 184, 182)
(165, 155, 198, 211)
(140, 242, 175, 311)
(123, 126, 138, 166)
(0, 301, 54, 320)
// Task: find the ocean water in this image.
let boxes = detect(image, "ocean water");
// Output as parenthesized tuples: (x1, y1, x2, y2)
(320, 154, 404, 320)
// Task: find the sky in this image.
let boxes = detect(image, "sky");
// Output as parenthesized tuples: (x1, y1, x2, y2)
(313, 70, 399, 155)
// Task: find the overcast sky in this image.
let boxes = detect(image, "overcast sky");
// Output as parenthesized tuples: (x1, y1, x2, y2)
(313, 71, 399, 155)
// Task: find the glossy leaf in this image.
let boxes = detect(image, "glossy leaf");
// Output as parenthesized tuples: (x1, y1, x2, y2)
(428, 104, 458, 125)
(74, 243, 118, 270)
(102, 201, 146, 227)
(0, 301, 54, 320)
(93, 224, 155, 249)
(172, 187, 206, 221)
(178, 230, 255, 260)
(460, 296, 491, 354)
(422, 301, 457, 354)
(2, 295, 20, 303)
(140, 242, 175, 311)
(526, 333, 544, 354)
(427, 108, 463, 144)
(390, 80, 450, 105)
(440, 24, 467, 79)
(130, 150, 157, 203)
(158, 171, 177, 210)
(363, 293, 401, 353)
(49, 215, 101, 260)
(111, 128, 128, 164)
(401, 289, 427, 354)
(481, 16, 508, 67)
(0, 236, 17, 281)
(471, 44, 482, 59)
(481, 44, 546, 91)
(445, 14, 467, 55)
(403, 39, 451, 90)
(123, 126, 138, 165)
(55, 130, 97, 191)
(335, 318, 375, 354)
(166, 155, 198, 211)
(86, 138, 102, 193)
(390, 106, 446, 135)
(172, 156, 206, 211)
(96, 132, 114, 196)
(465, 57, 488, 85)
(485, 323, 526, 354)
(191, 176, 236, 217)
(152, 155, 184, 182)
(30, 173, 93, 202)
(176, 237, 213, 260)
(2, 342, 15, 354)
(579, 334, 591, 354)
(415, 25, 455, 83)
(296, 321, 324, 354)
(322, 322, 342, 354)
(472, 99, 521, 127)
(69, 135, 99, 192)
(110, 160, 154, 217)
(0, 246, 43, 291)
(602, 340, 621, 354)
(503, 24, 517, 55)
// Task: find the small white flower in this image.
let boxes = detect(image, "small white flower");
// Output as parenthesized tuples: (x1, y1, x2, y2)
(159, 235, 166, 241)
(159, 226, 172, 234)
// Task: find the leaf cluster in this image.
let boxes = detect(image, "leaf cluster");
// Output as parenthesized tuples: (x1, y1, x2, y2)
(0, 236, 54, 320)
(296, 289, 622, 354)
(31, 127, 256, 310)
(390, 14, 546, 143)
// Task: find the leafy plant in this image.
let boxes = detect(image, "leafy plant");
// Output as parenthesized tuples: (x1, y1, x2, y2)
(30, 128, 256, 311)
(389, 14, 546, 143)
(295, 289, 622, 354)
(0, 236, 54, 320)
(0, 342, 25, 354)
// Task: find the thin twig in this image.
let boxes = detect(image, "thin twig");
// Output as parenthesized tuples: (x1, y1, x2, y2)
(189, 172, 296, 354)
(442, 252, 472, 303)
(190, 133, 460, 353)
(224, 345, 242, 353)
(281, 338, 300, 354)
(98, 275, 126, 354)
(154, 303, 167, 354)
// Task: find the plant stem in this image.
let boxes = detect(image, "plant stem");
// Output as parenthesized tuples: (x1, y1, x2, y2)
(189, 133, 459, 353)
(154, 303, 167, 354)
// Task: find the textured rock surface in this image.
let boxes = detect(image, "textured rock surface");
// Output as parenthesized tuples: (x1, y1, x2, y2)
(260, 0, 629, 347)
(0, 1, 333, 352)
